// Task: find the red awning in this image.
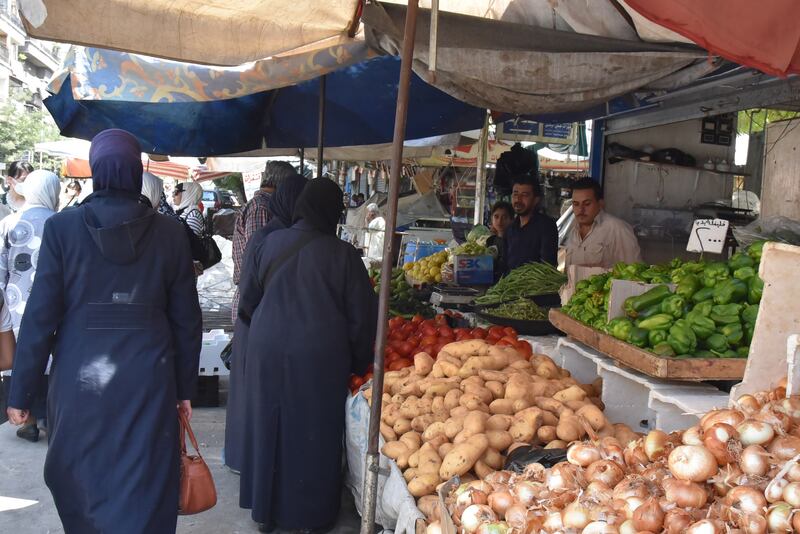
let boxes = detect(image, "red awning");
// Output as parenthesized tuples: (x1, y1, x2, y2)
(624, 0, 800, 77)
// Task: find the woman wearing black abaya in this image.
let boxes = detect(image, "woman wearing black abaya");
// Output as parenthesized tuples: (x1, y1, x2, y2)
(6, 129, 202, 534)
(225, 173, 308, 473)
(238, 179, 377, 532)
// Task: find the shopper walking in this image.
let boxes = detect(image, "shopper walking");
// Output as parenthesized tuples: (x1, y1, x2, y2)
(5, 129, 202, 534)
(173, 181, 205, 236)
(224, 172, 307, 474)
(141, 171, 166, 211)
(0, 169, 60, 442)
(238, 178, 376, 533)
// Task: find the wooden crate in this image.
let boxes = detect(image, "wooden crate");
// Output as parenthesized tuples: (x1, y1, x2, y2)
(549, 309, 747, 381)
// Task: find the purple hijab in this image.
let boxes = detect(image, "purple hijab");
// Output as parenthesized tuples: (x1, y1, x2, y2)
(89, 129, 143, 194)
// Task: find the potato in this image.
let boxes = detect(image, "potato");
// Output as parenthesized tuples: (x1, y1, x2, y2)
(427, 380, 459, 397)
(440, 434, 489, 479)
(442, 339, 491, 358)
(541, 411, 559, 427)
(382, 403, 401, 426)
(416, 397, 433, 415)
(481, 448, 504, 470)
(453, 429, 469, 444)
(450, 406, 469, 419)
(535, 397, 566, 415)
(408, 473, 441, 497)
(417, 495, 440, 521)
(564, 399, 587, 412)
(400, 397, 421, 419)
(486, 430, 513, 451)
(444, 417, 464, 439)
(403, 468, 417, 483)
(460, 375, 485, 390)
(508, 442, 528, 454)
(414, 352, 435, 376)
(553, 385, 587, 403)
(463, 386, 493, 405)
(463, 411, 489, 435)
(536, 425, 557, 443)
(380, 422, 397, 442)
(438, 353, 462, 367)
(461, 352, 510, 376)
(438, 361, 462, 378)
(489, 398, 516, 415)
(589, 397, 605, 411)
(473, 460, 494, 480)
(459, 393, 490, 412)
(400, 431, 422, 451)
(400, 381, 422, 397)
(409, 450, 420, 468)
(431, 396, 445, 414)
(416, 442, 443, 476)
(479, 369, 509, 383)
(422, 421, 447, 442)
(512, 399, 531, 412)
(381, 440, 408, 459)
(412, 415, 436, 433)
(427, 434, 449, 450)
(443, 389, 462, 410)
(556, 415, 585, 442)
(576, 404, 607, 431)
(393, 418, 412, 436)
(508, 360, 533, 371)
(510, 407, 543, 443)
(485, 381, 505, 399)
(439, 442, 454, 458)
(391, 394, 405, 405)
(486, 414, 513, 431)
(504, 373, 533, 401)
(545, 440, 568, 449)
(535, 360, 561, 379)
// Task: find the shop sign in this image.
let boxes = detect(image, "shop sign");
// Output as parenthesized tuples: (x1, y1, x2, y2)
(496, 119, 577, 144)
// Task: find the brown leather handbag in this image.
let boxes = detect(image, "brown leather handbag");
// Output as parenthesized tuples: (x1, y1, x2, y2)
(178, 407, 217, 515)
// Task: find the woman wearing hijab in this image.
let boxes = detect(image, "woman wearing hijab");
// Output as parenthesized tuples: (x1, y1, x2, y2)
(238, 178, 377, 533)
(141, 171, 165, 211)
(224, 172, 307, 474)
(172, 181, 205, 236)
(0, 170, 60, 442)
(5, 129, 202, 534)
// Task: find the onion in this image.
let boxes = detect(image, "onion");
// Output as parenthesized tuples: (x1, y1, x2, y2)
(727, 486, 768, 515)
(568, 443, 603, 467)
(668, 445, 718, 482)
(503, 504, 527, 530)
(543, 510, 563, 532)
(602, 443, 625, 465)
(511, 481, 539, 507)
(686, 519, 723, 534)
(546, 463, 584, 492)
(662, 478, 708, 508)
(618, 519, 637, 534)
(467, 480, 496, 494)
(562, 501, 592, 530)
(632, 497, 664, 533)
(787, 462, 800, 482)
(426, 521, 442, 534)
(582, 520, 619, 534)
(586, 460, 625, 487)
(585, 481, 614, 504)
(792, 509, 800, 534)
(475, 521, 509, 534)
(457, 489, 488, 507)
(640, 465, 669, 485)
(623, 442, 649, 470)
(663, 509, 693, 534)
(682, 425, 704, 446)
(613, 476, 651, 501)
(461, 504, 497, 533)
(767, 436, 800, 460)
(765, 477, 789, 503)
(781, 481, 800, 507)
(766, 502, 792, 532)
(739, 445, 771, 476)
(619, 497, 644, 519)
(644, 430, 669, 461)
(775, 397, 800, 422)
(736, 394, 762, 414)
(485, 471, 513, 487)
(487, 491, 513, 516)
(701, 409, 745, 431)
(739, 513, 767, 534)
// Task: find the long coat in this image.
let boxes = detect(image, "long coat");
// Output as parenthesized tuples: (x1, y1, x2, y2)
(7, 192, 202, 534)
(237, 219, 376, 529)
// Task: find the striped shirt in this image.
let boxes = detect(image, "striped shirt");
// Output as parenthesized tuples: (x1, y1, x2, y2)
(180, 208, 205, 237)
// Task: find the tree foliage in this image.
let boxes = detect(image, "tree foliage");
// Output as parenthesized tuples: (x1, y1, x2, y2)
(0, 97, 61, 171)
(737, 109, 800, 135)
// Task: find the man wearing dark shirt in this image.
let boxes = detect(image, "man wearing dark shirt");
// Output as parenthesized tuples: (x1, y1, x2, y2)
(504, 174, 558, 273)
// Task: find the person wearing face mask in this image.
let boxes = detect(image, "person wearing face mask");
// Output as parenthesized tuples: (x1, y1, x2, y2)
(504, 174, 558, 273)
(0, 161, 34, 219)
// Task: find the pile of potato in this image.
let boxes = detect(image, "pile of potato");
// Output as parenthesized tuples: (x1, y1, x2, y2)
(363, 339, 640, 499)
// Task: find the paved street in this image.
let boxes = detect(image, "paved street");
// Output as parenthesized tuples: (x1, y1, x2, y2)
(0, 383, 362, 533)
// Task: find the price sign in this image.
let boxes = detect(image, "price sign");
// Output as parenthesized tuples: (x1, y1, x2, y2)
(686, 219, 729, 254)
(242, 170, 263, 201)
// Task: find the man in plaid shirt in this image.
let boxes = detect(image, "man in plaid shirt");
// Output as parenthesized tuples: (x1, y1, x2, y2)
(232, 161, 297, 321)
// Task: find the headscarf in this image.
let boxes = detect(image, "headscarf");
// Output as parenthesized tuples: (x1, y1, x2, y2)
(141, 172, 163, 209)
(88, 129, 143, 194)
(14, 170, 60, 212)
(173, 181, 203, 213)
(293, 178, 344, 235)
(269, 173, 308, 227)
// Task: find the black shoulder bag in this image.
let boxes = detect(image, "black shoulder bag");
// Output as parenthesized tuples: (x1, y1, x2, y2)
(181, 209, 222, 269)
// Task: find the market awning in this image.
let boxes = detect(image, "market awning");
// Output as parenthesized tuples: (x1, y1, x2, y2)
(44, 55, 487, 156)
(621, 0, 800, 77)
(18, 0, 362, 66)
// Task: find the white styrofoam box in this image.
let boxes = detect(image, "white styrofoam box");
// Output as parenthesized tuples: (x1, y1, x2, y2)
(556, 338, 729, 433)
(199, 329, 230, 376)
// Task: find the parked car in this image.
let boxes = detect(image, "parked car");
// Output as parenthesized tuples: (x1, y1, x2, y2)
(201, 189, 239, 217)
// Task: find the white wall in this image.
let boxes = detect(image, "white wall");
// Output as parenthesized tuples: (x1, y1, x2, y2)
(761, 119, 800, 219)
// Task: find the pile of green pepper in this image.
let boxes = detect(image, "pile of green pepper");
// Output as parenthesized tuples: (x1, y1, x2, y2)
(562, 241, 766, 359)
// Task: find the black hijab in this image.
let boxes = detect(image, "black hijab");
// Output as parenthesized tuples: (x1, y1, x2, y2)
(293, 178, 344, 235)
(269, 173, 308, 227)
(88, 129, 143, 194)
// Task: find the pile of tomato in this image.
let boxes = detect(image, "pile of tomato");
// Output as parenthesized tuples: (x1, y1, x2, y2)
(348, 312, 533, 393)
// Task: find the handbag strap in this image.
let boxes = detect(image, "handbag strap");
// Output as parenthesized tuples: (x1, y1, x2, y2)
(178, 407, 202, 458)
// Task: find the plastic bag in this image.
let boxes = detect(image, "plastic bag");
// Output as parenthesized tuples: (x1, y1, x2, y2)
(503, 446, 568, 473)
(732, 216, 800, 247)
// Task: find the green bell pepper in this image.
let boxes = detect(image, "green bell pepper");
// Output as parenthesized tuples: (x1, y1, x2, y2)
(652, 342, 676, 357)
(667, 322, 697, 354)
(687, 313, 716, 339)
(741, 304, 759, 325)
(692, 286, 715, 304)
(648, 328, 668, 347)
(693, 300, 714, 317)
(695, 350, 715, 358)
(714, 349, 740, 358)
(748, 275, 764, 304)
(733, 267, 756, 281)
(660, 295, 687, 319)
(712, 278, 748, 305)
(624, 285, 672, 316)
(747, 241, 766, 262)
(575, 279, 591, 292)
(704, 333, 729, 352)
(728, 252, 755, 271)
(736, 346, 750, 358)
(744, 322, 755, 344)
(675, 274, 701, 301)
(628, 327, 649, 348)
(608, 317, 634, 341)
(702, 262, 730, 288)
(711, 303, 743, 325)
(591, 317, 608, 331)
(637, 313, 674, 331)
(634, 303, 663, 321)
(719, 322, 744, 346)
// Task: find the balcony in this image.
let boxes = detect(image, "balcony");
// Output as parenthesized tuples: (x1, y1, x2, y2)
(20, 39, 59, 73)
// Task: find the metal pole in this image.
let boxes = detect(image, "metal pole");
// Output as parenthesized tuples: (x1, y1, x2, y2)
(360, 1, 419, 533)
(429, 0, 439, 80)
(317, 75, 327, 178)
(299, 148, 305, 174)
(473, 112, 490, 225)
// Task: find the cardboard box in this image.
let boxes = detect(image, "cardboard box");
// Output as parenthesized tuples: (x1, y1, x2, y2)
(453, 254, 494, 285)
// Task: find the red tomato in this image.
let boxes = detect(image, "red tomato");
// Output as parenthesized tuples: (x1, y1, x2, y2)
(496, 338, 516, 347)
(388, 331, 404, 342)
(411, 314, 424, 325)
(471, 327, 487, 339)
(434, 341, 450, 354)
(498, 335, 518, 345)
(401, 323, 415, 336)
(389, 358, 413, 371)
(488, 326, 506, 338)
(388, 317, 406, 330)
(438, 326, 454, 339)
(397, 341, 415, 357)
(453, 328, 469, 337)
(486, 333, 501, 344)
(420, 344, 436, 356)
(503, 326, 518, 338)
(407, 337, 420, 349)
(420, 335, 439, 347)
(363, 371, 373, 382)
(516, 341, 533, 358)
(349, 375, 365, 391)
(434, 314, 448, 326)
(421, 324, 438, 337)
(385, 350, 401, 364)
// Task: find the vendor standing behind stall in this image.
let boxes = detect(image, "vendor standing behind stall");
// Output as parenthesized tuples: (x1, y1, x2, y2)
(504, 174, 558, 272)
(565, 178, 641, 269)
